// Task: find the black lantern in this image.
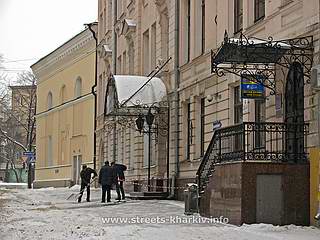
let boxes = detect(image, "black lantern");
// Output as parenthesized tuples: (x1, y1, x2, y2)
(135, 115, 144, 133)
(145, 109, 154, 126)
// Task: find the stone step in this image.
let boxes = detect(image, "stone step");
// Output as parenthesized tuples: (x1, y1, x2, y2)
(128, 191, 169, 200)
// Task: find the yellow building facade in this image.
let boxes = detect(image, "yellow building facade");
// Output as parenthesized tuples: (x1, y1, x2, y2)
(31, 27, 96, 187)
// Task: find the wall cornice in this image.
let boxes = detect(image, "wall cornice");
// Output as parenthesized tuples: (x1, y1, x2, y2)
(32, 29, 95, 79)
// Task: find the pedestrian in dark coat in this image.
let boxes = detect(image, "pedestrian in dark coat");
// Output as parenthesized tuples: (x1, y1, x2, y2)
(78, 165, 97, 203)
(99, 161, 116, 203)
(111, 162, 127, 200)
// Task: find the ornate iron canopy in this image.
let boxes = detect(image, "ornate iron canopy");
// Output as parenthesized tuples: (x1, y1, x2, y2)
(211, 31, 314, 94)
(103, 74, 169, 138)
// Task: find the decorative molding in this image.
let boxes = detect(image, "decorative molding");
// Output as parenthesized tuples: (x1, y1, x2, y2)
(154, 0, 168, 14)
(98, 44, 112, 63)
(32, 29, 95, 78)
(121, 19, 137, 39)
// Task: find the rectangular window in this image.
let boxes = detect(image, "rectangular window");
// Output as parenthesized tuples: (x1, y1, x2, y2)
(234, 86, 243, 124)
(255, 99, 266, 149)
(123, 51, 127, 74)
(187, 102, 192, 159)
(117, 55, 122, 74)
(201, 0, 205, 54)
(234, 0, 243, 33)
(47, 135, 53, 167)
(151, 23, 156, 70)
(254, 0, 265, 22)
(143, 29, 150, 75)
(200, 98, 205, 156)
(129, 42, 135, 75)
(234, 86, 243, 151)
(117, 0, 123, 18)
(108, 1, 112, 30)
(99, 13, 103, 36)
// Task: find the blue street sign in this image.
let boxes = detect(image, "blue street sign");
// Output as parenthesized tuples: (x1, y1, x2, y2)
(23, 151, 35, 157)
(241, 75, 265, 99)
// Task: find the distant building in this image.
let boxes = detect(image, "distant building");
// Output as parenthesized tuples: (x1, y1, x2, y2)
(9, 85, 37, 150)
(31, 25, 97, 187)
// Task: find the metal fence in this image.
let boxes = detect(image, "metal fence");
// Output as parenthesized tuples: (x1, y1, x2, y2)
(197, 122, 309, 193)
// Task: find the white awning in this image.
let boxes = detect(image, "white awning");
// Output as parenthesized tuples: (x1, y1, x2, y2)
(105, 75, 167, 115)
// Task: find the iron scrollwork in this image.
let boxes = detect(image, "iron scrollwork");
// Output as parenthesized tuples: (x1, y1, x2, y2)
(197, 121, 309, 193)
(211, 31, 314, 95)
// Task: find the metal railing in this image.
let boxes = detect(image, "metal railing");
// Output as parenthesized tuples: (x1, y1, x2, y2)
(196, 122, 309, 193)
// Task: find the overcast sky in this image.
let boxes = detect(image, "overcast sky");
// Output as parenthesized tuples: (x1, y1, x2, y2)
(0, 0, 97, 81)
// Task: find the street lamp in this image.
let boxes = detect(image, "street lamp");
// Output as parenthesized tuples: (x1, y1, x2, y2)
(135, 108, 155, 192)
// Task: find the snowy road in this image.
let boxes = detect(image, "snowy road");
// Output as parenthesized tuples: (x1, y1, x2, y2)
(0, 187, 319, 240)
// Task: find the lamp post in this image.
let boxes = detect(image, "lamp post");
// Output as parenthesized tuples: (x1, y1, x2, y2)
(135, 108, 154, 192)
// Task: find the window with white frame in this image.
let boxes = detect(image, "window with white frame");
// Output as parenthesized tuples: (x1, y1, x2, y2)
(234, 0, 243, 33)
(181, 0, 191, 63)
(143, 29, 150, 75)
(200, 97, 205, 157)
(151, 23, 156, 70)
(201, 0, 205, 54)
(186, 101, 192, 160)
(254, 0, 265, 22)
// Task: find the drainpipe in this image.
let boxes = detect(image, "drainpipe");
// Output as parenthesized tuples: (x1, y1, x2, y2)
(86, 23, 98, 173)
(112, 0, 118, 161)
(169, 0, 180, 199)
(316, 0, 320, 225)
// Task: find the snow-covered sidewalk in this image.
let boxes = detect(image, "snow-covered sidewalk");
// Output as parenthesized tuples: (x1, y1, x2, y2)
(0, 187, 319, 240)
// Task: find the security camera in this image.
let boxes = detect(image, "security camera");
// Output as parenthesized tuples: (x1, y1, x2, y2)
(206, 94, 213, 102)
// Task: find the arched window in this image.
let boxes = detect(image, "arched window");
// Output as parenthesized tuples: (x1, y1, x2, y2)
(75, 77, 82, 98)
(60, 85, 66, 103)
(47, 92, 53, 109)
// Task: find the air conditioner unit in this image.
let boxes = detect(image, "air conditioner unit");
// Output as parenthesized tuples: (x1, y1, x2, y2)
(311, 65, 320, 88)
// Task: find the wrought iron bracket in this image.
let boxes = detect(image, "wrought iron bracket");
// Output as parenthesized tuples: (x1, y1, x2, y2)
(211, 31, 314, 95)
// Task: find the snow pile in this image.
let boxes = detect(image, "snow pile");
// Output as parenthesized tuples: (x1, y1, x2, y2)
(0, 187, 320, 240)
(33, 187, 55, 191)
(0, 182, 27, 189)
(69, 184, 80, 191)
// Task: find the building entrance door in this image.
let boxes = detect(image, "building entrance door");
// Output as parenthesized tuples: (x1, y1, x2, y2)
(285, 62, 304, 162)
(256, 174, 283, 224)
(73, 155, 82, 184)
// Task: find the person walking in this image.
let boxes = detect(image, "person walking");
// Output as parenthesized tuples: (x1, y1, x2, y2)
(98, 161, 116, 203)
(78, 165, 97, 203)
(111, 162, 127, 200)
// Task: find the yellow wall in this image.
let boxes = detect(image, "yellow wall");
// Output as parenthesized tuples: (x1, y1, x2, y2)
(310, 148, 320, 225)
(33, 29, 95, 182)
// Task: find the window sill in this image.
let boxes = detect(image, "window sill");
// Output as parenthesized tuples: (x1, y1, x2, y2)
(233, 29, 243, 36)
(254, 16, 265, 24)
(142, 165, 156, 169)
(279, 1, 294, 9)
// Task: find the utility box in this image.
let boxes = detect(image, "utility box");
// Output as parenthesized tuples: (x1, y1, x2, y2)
(184, 183, 198, 215)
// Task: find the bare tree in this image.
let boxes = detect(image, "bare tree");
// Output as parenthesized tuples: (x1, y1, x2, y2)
(0, 71, 36, 182)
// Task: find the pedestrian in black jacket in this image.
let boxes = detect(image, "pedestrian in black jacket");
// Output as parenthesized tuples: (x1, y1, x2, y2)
(111, 162, 127, 200)
(78, 165, 97, 203)
(99, 161, 116, 203)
